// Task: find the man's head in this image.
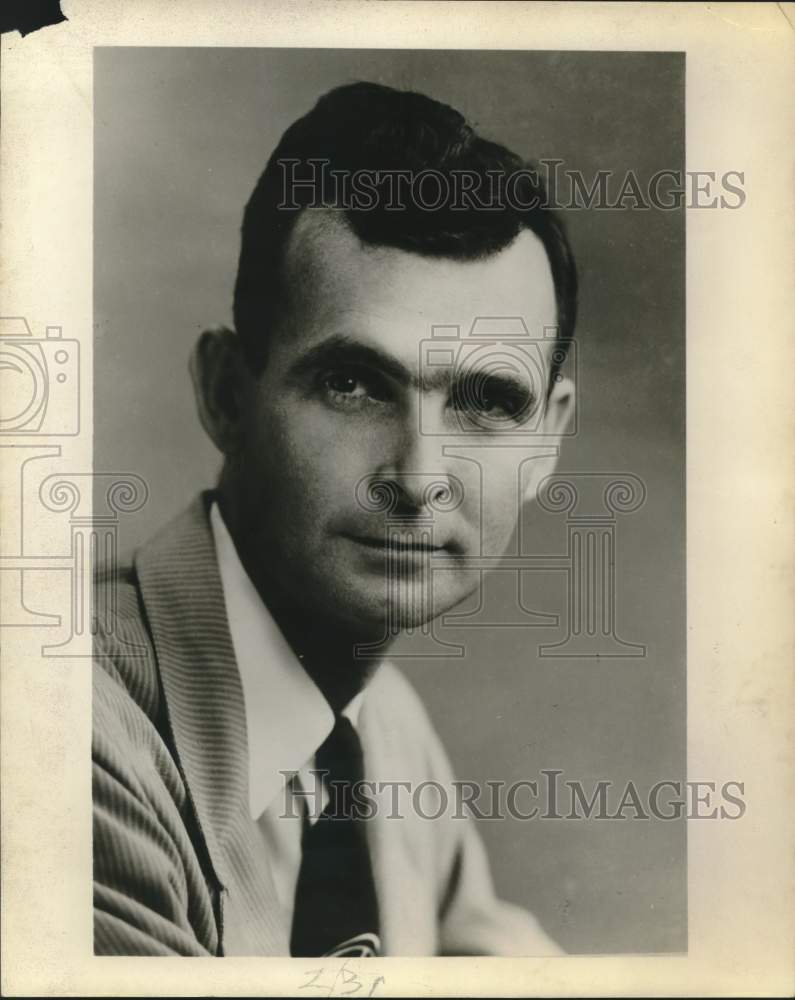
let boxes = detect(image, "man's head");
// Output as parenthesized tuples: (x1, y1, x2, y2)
(192, 81, 577, 637)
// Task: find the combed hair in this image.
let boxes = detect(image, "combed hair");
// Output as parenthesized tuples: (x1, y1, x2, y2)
(233, 81, 577, 374)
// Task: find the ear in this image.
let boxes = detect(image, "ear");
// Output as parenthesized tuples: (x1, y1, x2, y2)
(522, 374, 575, 503)
(189, 326, 253, 455)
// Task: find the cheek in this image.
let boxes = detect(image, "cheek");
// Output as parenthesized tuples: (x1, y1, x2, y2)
(247, 401, 379, 518)
(466, 455, 527, 544)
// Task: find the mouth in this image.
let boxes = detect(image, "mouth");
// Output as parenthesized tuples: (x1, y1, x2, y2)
(342, 533, 453, 554)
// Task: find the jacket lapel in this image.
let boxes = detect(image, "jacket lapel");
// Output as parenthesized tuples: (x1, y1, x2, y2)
(135, 492, 289, 955)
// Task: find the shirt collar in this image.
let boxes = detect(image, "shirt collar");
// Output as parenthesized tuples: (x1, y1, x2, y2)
(210, 500, 365, 821)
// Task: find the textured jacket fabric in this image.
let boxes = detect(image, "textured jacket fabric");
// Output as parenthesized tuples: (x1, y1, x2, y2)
(92, 493, 561, 956)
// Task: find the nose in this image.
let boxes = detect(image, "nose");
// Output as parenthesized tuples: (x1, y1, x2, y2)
(374, 399, 456, 514)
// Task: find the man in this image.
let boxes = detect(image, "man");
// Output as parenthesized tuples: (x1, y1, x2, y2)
(93, 81, 577, 956)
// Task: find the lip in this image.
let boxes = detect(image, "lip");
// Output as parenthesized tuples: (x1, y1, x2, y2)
(343, 533, 450, 553)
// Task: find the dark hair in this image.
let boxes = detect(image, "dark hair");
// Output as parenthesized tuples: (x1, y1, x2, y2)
(233, 81, 577, 379)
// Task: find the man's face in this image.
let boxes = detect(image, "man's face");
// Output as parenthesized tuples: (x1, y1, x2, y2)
(230, 211, 569, 634)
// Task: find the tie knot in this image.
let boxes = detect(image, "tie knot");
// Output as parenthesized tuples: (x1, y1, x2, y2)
(316, 715, 364, 788)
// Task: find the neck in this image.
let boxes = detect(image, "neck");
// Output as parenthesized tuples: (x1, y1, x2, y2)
(214, 481, 388, 716)
(263, 601, 379, 716)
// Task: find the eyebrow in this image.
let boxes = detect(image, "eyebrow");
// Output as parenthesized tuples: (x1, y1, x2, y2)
(288, 333, 436, 389)
(287, 333, 538, 401)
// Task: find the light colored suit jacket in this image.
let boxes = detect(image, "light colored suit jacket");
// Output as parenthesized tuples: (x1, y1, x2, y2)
(92, 493, 561, 956)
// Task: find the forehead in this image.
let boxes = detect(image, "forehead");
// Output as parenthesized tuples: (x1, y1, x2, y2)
(278, 209, 557, 355)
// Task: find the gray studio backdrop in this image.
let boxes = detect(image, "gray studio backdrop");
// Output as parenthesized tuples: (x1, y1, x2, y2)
(94, 48, 685, 954)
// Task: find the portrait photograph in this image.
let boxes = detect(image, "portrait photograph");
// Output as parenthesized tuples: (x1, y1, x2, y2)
(1, 3, 792, 998)
(92, 46, 685, 958)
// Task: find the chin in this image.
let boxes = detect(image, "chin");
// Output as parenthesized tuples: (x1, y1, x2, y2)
(328, 570, 477, 636)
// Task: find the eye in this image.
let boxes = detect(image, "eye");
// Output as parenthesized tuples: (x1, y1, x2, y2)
(452, 375, 535, 425)
(318, 366, 391, 410)
(325, 371, 368, 398)
(477, 378, 524, 416)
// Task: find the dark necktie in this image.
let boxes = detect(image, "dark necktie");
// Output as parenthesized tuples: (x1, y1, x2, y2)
(290, 715, 381, 957)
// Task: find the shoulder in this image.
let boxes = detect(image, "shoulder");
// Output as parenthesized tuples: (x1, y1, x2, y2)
(93, 559, 188, 813)
(93, 560, 160, 720)
(92, 559, 172, 784)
